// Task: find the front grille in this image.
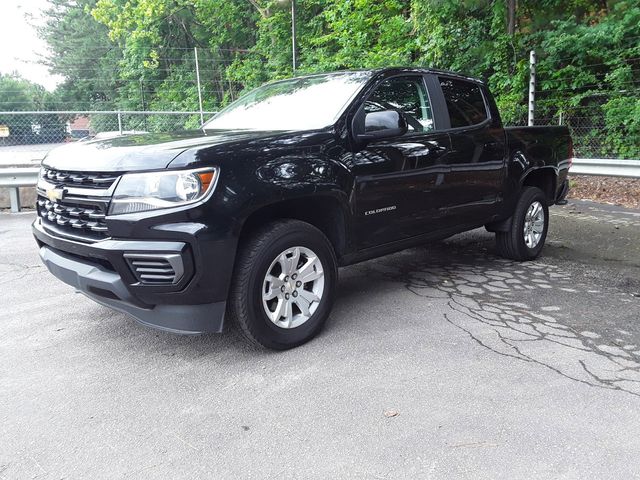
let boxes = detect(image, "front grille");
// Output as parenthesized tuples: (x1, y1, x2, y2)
(37, 168, 118, 242)
(38, 198, 107, 234)
(42, 167, 119, 189)
(124, 254, 184, 285)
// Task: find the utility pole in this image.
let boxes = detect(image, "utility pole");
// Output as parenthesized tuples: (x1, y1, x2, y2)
(140, 79, 147, 130)
(528, 50, 536, 126)
(194, 47, 205, 126)
(139, 79, 145, 111)
(291, 0, 297, 71)
(279, 0, 297, 71)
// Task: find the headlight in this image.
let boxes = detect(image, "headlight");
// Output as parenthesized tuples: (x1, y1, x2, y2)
(109, 168, 218, 215)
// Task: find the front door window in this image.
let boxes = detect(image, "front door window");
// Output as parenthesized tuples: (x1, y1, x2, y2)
(365, 76, 434, 133)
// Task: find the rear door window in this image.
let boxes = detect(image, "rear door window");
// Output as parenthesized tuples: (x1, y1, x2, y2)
(438, 77, 488, 128)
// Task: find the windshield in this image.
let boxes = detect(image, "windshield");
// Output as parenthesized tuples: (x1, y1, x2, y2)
(203, 72, 371, 131)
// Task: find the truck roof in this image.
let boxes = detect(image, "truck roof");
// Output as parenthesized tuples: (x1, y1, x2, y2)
(284, 67, 486, 86)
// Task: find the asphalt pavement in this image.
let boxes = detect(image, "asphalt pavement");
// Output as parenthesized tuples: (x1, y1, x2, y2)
(1, 200, 639, 479)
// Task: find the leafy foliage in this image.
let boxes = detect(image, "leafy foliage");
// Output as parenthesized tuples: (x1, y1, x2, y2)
(33, 0, 640, 156)
(39, 0, 121, 110)
(0, 73, 66, 144)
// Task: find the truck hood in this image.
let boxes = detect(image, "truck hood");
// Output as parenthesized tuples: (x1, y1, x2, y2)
(42, 130, 280, 172)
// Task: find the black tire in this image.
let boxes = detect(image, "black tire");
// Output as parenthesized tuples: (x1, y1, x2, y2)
(227, 219, 338, 350)
(495, 186, 549, 261)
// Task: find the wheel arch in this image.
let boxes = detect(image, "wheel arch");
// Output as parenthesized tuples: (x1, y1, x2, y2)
(488, 166, 558, 233)
(520, 166, 558, 205)
(237, 193, 352, 261)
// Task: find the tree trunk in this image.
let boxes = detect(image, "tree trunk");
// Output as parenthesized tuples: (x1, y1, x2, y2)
(507, 0, 516, 35)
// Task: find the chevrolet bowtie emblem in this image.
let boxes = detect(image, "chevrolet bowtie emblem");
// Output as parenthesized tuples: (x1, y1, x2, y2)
(46, 187, 65, 202)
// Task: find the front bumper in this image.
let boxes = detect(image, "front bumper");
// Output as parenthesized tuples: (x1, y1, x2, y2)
(33, 219, 228, 334)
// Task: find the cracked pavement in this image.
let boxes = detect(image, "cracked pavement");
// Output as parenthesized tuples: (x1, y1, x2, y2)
(1, 200, 639, 479)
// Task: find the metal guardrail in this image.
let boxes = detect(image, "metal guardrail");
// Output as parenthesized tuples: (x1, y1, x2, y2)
(1, 158, 638, 214)
(571, 158, 640, 178)
(0, 168, 39, 212)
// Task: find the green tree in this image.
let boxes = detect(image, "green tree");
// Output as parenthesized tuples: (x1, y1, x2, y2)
(0, 73, 66, 144)
(36, 0, 640, 156)
(39, 0, 121, 110)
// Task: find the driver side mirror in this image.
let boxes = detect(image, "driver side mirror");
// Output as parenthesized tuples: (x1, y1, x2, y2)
(353, 109, 408, 143)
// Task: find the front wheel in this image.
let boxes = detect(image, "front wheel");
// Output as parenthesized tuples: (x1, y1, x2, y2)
(495, 186, 549, 261)
(228, 219, 337, 350)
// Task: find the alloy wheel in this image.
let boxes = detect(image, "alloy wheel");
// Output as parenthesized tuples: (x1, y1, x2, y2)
(261, 246, 325, 329)
(523, 201, 545, 248)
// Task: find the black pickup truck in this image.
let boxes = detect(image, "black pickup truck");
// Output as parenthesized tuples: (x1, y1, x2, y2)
(33, 68, 571, 349)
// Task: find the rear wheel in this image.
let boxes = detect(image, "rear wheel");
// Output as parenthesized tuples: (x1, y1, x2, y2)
(495, 186, 549, 261)
(228, 220, 337, 350)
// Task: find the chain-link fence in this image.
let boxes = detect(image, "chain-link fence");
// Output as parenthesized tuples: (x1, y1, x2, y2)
(533, 105, 635, 159)
(483, 108, 636, 160)
(0, 103, 635, 160)
(559, 111, 611, 159)
(511, 115, 602, 159)
(0, 111, 217, 146)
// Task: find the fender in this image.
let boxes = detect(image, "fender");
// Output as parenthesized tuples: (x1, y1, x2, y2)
(232, 154, 357, 258)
